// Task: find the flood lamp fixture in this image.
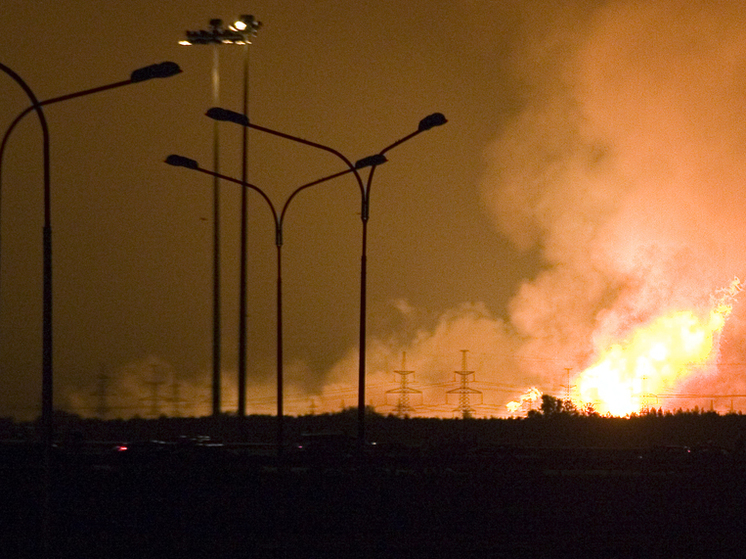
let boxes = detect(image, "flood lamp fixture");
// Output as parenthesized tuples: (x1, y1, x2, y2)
(181, 15, 262, 45)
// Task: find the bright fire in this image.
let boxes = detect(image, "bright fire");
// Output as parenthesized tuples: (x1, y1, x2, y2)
(507, 387, 542, 413)
(509, 279, 741, 417)
(576, 278, 741, 416)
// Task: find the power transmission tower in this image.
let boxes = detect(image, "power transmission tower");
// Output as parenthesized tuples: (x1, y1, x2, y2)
(169, 381, 187, 417)
(386, 352, 422, 417)
(560, 367, 576, 401)
(447, 350, 482, 419)
(142, 380, 165, 418)
(93, 367, 110, 420)
(639, 375, 658, 414)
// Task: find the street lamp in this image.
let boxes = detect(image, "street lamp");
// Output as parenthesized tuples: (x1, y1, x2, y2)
(0, 61, 182, 317)
(0, 59, 181, 553)
(0, 59, 182, 434)
(165, 152, 385, 453)
(205, 107, 447, 450)
(180, 16, 261, 417)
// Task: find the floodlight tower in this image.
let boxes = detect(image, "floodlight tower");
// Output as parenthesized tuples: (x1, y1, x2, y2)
(447, 350, 482, 419)
(180, 16, 261, 417)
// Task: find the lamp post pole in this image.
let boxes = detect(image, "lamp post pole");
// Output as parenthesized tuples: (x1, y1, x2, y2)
(205, 108, 446, 451)
(0, 64, 182, 320)
(166, 154, 383, 453)
(0, 60, 181, 438)
(0, 59, 180, 552)
(0, 61, 50, 445)
(180, 16, 261, 417)
(355, 112, 447, 447)
(0, 61, 52, 553)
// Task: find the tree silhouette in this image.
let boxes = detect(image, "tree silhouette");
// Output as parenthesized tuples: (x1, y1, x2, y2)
(527, 394, 580, 418)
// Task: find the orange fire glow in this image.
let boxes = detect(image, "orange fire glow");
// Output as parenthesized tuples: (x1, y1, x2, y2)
(575, 279, 741, 416)
(507, 387, 542, 413)
(507, 279, 742, 417)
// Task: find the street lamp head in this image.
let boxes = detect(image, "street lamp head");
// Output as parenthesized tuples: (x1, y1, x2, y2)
(206, 106, 249, 126)
(418, 112, 447, 132)
(165, 154, 199, 169)
(130, 62, 182, 82)
(355, 154, 388, 169)
(233, 14, 262, 34)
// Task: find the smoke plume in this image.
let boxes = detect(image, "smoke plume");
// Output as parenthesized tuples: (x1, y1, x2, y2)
(480, 0, 746, 402)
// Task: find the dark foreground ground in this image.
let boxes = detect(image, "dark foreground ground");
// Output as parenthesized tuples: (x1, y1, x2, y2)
(2, 441, 746, 559)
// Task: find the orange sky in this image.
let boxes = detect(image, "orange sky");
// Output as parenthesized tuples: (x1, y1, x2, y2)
(2, 1, 746, 420)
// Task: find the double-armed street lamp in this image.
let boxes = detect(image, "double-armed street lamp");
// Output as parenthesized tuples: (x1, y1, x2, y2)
(0, 59, 181, 552)
(180, 16, 261, 417)
(205, 107, 447, 451)
(165, 153, 385, 453)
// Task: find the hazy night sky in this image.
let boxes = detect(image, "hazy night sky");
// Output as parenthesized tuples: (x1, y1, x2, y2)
(3, 0, 746, 420)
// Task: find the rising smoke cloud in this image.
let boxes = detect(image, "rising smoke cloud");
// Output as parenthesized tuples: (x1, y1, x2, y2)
(480, 0, 746, 400)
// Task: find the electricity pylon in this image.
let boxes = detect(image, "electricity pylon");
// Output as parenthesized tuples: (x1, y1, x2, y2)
(386, 352, 422, 417)
(447, 350, 482, 419)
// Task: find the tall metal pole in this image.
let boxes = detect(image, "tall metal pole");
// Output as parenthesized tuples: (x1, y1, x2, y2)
(210, 45, 222, 417)
(0, 59, 180, 554)
(182, 20, 226, 417)
(237, 42, 250, 417)
(0, 63, 52, 552)
(358, 201, 368, 444)
(0, 65, 51, 465)
(356, 113, 447, 450)
(275, 241, 283, 449)
(181, 16, 260, 416)
(1, 63, 180, 416)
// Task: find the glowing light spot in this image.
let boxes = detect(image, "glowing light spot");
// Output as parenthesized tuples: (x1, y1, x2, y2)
(650, 343, 667, 361)
(510, 278, 741, 417)
(507, 387, 542, 413)
(572, 278, 740, 416)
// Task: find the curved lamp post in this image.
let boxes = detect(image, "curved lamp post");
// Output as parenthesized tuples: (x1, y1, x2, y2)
(180, 16, 261, 416)
(0, 59, 180, 553)
(165, 152, 385, 454)
(0, 60, 182, 427)
(205, 107, 446, 451)
(1, 61, 182, 194)
(0, 61, 52, 553)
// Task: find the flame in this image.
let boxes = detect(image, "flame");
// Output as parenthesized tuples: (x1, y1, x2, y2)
(507, 386, 542, 413)
(575, 278, 741, 416)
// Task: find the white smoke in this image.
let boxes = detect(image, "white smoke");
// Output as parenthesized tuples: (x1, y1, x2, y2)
(480, 0, 746, 402)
